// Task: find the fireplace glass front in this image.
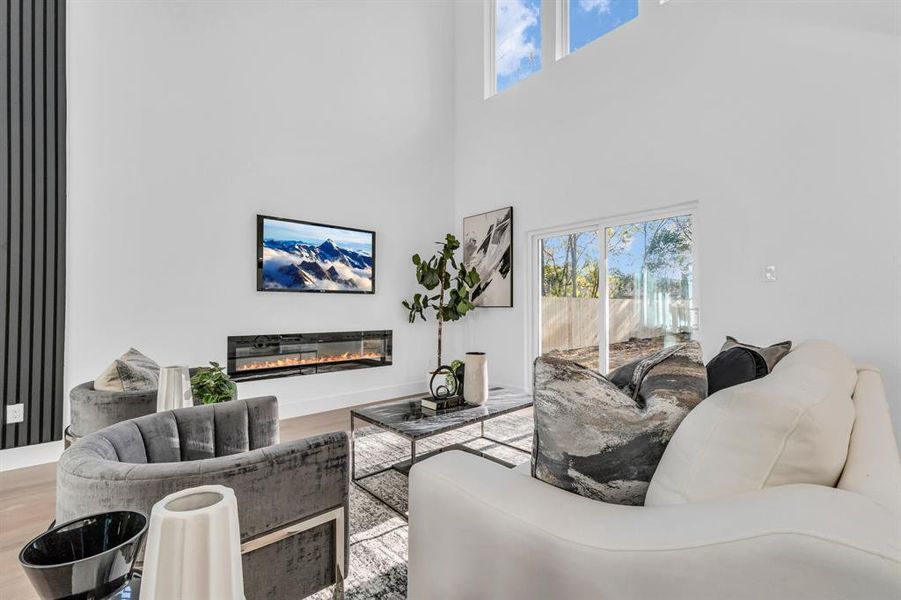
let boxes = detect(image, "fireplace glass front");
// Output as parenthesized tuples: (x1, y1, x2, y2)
(227, 330, 392, 382)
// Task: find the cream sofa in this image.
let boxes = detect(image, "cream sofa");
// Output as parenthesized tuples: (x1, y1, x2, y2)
(408, 341, 901, 600)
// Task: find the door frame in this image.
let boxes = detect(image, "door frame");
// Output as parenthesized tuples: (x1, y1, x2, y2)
(525, 201, 700, 390)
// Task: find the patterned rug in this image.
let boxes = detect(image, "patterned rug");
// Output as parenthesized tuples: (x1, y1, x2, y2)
(310, 413, 533, 599)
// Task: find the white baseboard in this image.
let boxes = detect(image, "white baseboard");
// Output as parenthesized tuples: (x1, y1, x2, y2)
(0, 440, 64, 472)
(275, 381, 528, 420)
(276, 380, 427, 420)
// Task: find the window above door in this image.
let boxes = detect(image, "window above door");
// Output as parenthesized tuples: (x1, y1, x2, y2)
(560, 0, 640, 58)
(486, 0, 650, 98)
(486, 0, 544, 96)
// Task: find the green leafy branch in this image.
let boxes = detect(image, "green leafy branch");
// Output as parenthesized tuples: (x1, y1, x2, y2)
(190, 361, 237, 405)
(402, 234, 480, 367)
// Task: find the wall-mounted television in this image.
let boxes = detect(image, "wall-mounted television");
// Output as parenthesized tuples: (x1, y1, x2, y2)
(257, 215, 375, 294)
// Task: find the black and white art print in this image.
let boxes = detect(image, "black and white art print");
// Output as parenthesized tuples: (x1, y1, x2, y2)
(463, 207, 513, 307)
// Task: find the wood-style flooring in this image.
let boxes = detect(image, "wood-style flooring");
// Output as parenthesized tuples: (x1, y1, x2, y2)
(0, 399, 391, 600)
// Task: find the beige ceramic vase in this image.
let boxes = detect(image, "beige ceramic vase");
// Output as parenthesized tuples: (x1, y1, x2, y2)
(463, 352, 488, 405)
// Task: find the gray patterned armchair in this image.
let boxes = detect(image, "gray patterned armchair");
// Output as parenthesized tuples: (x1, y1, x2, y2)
(67, 381, 157, 445)
(56, 395, 348, 600)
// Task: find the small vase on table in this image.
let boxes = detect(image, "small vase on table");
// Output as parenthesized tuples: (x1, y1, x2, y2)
(463, 352, 488, 405)
(157, 366, 193, 412)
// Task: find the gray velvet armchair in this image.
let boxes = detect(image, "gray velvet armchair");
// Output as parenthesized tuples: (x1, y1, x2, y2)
(56, 395, 349, 600)
(67, 381, 157, 443)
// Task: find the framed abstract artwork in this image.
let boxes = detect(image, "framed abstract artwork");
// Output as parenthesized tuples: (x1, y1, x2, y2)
(463, 206, 513, 307)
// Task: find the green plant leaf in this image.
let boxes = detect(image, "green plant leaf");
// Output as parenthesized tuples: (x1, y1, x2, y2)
(404, 233, 482, 356)
(191, 361, 236, 404)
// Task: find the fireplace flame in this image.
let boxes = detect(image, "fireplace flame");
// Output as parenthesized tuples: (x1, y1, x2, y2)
(236, 351, 384, 372)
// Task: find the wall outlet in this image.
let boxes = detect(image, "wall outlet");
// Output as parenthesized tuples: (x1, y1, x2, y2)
(6, 403, 24, 424)
(764, 265, 777, 282)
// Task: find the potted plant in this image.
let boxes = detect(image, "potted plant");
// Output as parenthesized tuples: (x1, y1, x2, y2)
(402, 234, 480, 372)
(190, 362, 237, 404)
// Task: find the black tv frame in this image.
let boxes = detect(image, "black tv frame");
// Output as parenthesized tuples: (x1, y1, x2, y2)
(256, 214, 376, 294)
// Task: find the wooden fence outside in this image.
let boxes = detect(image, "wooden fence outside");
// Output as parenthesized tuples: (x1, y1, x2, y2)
(541, 297, 679, 352)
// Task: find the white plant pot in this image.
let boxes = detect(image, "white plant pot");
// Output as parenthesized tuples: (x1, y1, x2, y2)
(157, 365, 193, 412)
(141, 485, 245, 600)
(463, 352, 488, 405)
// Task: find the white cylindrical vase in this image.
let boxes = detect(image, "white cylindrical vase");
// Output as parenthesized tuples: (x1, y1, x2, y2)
(157, 365, 193, 412)
(463, 352, 488, 405)
(141, 485, 245, 600)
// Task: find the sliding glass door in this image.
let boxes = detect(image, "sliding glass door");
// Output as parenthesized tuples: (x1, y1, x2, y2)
(537, 211, 697, 373)
(605, 214, 696, 369)
(539, 230, 601, 369)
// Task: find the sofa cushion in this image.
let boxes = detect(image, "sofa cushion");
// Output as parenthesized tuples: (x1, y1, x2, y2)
(645, 340, 856, 506)
(173, 404, 217, 461)
(94, 348, 160, 392)
(96, 421, 149, 464)
(775, 339, 857, 396)
(132, 411, 182, 463)
(532, 342, 707, 506)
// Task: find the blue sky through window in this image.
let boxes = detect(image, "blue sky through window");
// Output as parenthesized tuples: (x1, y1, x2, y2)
(263, 218, 373, 254)
(570, 0, 638, 54)
(496, 0, 542, 93)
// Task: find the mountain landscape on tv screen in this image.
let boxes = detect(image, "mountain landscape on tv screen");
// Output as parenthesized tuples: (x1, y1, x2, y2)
(262, 237, 373, 292)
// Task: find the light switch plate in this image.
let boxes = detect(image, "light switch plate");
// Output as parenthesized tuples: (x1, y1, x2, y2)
(6, 403, 24, 424)
(764, 265, 777, 282)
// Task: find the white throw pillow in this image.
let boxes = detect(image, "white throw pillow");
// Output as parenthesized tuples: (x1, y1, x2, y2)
(645, 340, 856, 506)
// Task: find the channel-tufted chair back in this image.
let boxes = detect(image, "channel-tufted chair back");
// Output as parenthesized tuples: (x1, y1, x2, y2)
(82, 395, 279, 464)
(56, 395, 348, 600)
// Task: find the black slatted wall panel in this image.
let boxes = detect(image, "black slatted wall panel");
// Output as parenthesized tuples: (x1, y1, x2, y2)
(1, 0, 66, 449)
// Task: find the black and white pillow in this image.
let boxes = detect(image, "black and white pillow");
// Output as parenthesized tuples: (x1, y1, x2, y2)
(531, 342, 707, 506)
(706, 337, 792, 395)
(94, 348, 160, 392)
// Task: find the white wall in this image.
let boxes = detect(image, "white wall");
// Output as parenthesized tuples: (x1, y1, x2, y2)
(453, 1, 901, 437)
(65, 0, 455, 417)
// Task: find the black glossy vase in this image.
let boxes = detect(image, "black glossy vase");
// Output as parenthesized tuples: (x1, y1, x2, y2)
(19, 511, 148, 600)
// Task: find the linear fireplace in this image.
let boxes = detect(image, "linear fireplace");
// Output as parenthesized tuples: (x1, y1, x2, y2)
(227, 330, 392, 382)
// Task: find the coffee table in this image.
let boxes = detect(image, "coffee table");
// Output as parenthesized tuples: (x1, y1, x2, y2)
(350, 387, 532, 515)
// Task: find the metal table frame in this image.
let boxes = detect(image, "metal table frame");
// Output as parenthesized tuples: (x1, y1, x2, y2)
(349, 402, 532, 520)
(125, 506, 347, 599)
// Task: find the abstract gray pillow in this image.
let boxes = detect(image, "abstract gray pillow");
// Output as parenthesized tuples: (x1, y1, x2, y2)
(722, 336, 791, 373)
(531, 341, 707, 506)
(95, 348, 160, 392)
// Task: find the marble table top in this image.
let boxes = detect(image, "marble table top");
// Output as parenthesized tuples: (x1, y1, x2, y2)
(351, 387, 532, 440)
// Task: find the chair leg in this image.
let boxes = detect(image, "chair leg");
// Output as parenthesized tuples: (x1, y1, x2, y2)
(333, 561, 344, 600)
(240, 506, 347, 598)
(335, 505, 346, 598)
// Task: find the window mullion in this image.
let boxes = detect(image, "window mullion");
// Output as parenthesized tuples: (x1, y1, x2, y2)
(555, 0, 569, 61)
(484, 0, 497, 98)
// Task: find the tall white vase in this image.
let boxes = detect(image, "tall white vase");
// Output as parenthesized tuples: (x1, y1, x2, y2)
(463, 352, 488, 405)
(157, 366, 193, 412)
(141, 485, 245, 600)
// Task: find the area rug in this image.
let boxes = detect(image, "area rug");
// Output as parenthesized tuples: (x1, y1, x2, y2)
(310, 413, 533, 599)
